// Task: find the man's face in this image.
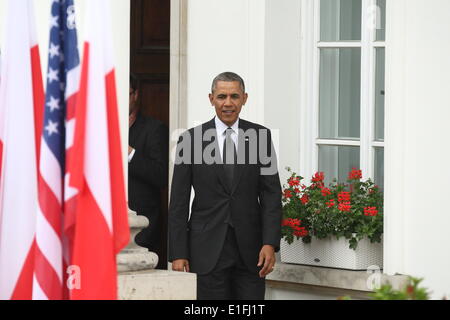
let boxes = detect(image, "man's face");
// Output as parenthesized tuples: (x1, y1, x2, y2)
(209, 81, 248, 127)
(129, 87, 138, 115)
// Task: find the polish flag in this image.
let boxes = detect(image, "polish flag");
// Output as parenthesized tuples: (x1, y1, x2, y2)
(67, 0, 129, 299)
(0, 0, 45, 300)
(0, 49, 3, 178)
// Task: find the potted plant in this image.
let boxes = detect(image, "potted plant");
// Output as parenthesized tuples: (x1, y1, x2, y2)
(369, 277, 430, 300)
(338, 277, 431, 300)
(280, 168, 384, 270)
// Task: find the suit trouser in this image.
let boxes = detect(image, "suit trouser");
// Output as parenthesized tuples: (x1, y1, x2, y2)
(197, 226, 265, 300)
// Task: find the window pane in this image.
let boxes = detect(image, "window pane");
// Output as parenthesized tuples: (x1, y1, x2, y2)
(375, 48, 385, 141)
(321, 0, 362, 41)
(318, 145, 360, 185)
(376, 0, 386, 41)
(374, 147, 384, 190)
(319, 48, 361, 140)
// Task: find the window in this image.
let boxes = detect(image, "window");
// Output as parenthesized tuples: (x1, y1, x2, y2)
(300, 0, 386, 188)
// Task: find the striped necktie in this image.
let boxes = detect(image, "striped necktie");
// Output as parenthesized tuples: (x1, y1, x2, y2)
(223, 127, 237, 187)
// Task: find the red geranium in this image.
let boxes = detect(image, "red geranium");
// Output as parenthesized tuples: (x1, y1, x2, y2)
(288, 176, 301, 187)
(364, 207, 378, 217)
(282, 218, 309, 238)
(338, 202, 352, 212)
(312, 172, 324, 182)
(326, 199, 336, 208)
(283, 189, 293, 199)
(293, 227, 309, 238)
(282, 218, 301, 227)
(321, 188, 332, 197)
(301, 194, 309, 205)
(338, 191, 351, 202)
(348, 168, 363, 180)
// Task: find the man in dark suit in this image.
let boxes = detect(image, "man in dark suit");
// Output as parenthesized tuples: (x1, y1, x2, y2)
(128, 74, 169, 262)
(169, 72, 282, 300)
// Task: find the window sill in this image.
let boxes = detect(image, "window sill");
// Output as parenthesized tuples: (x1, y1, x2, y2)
(267, 263, 409, 293)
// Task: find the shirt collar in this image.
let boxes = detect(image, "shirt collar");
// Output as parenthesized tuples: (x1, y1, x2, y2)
(215, 116, 239, 135)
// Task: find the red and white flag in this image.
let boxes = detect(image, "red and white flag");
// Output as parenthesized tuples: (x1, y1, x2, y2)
(0, 53, 3, 180)
(33, 0, 81, 300)
(0, 0, 45, 300)
(67, 0, 129, 299)
(0, 48, 3, 178)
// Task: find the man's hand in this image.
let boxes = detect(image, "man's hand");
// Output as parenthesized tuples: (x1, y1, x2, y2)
(128, 146, 134, 155)
(172, 259, 190, 273)
(257, 245, 276, 278)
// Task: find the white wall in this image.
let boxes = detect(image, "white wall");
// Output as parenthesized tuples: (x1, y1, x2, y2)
(384, 0, 450, 299)
(186, 0, 265, 128)
(0, 0, 130, 186)
(264, 0, 301, 185)
(184, 0, 300, 185)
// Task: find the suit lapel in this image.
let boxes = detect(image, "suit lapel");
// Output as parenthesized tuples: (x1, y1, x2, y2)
(129, 113, 145, 147)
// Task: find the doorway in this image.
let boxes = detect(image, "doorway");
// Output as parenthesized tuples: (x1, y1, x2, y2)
(130, 0, 170, 269)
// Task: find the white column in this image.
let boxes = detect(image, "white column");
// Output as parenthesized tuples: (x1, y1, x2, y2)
(385, 0, 450, 299)
(264, 0, 302, 183)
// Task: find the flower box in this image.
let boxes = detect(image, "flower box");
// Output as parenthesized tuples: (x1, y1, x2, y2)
(280, 236, 383, 271)
(280, 168, 384, 270)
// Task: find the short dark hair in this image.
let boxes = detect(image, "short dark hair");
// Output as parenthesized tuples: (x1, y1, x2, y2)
(130, 72, 139, 92)
(211, 72, 246, 93)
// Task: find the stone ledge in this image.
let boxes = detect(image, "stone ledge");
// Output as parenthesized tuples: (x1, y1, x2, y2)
(118, 269, 197, 300)
(267, 263, 409, 292)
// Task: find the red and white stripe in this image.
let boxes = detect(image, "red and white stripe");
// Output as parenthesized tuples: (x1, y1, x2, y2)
(64, 60, 80, 249)
(33, 128, 64, 298)
(62, 45, 81, 301)
(0, 0, 44, 300)
(67, 0, 129, 300)
(0, 47, 3, 180)
(0, 56, 3, 182)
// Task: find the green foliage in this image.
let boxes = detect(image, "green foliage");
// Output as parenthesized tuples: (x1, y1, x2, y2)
(369, 277, 430, 300)
(281, 167, 384, 250)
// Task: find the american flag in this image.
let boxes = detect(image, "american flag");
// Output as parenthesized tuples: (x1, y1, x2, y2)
(33, 0, 80, 300)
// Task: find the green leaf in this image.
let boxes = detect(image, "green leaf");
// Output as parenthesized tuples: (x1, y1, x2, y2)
(349, 238, 358, 250)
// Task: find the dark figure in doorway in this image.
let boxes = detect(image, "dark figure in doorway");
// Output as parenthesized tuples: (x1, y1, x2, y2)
(128, 73, 169, 263)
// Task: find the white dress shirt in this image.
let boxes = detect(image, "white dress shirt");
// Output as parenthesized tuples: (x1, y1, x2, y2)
(128, 148, 136, 163)
(215, 116, 239, 160)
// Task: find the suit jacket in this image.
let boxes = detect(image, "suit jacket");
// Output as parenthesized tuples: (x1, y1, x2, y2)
(128, 113, 169, 215)
(168, 118, 282, 276)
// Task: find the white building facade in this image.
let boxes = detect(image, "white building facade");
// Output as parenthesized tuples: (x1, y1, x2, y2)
(1, 0, 450, 299)
(171, 0, 450, 300)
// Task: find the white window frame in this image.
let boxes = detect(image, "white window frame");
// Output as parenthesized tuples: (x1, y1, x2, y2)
(299, 0, 385, 183)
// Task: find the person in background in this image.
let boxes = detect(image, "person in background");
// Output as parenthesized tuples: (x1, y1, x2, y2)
(128, 73, 169, 263)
